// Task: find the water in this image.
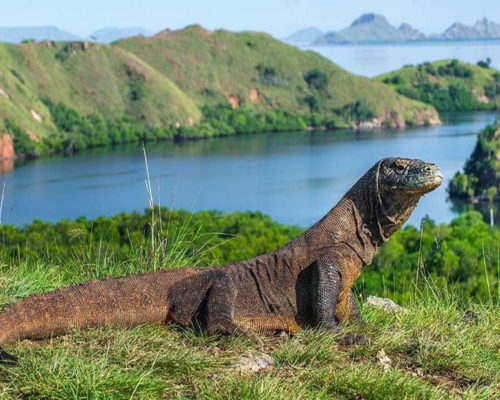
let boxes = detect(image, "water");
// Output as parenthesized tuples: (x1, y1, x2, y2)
(1, 112, 498, 228)
(303, 41, 500, 77)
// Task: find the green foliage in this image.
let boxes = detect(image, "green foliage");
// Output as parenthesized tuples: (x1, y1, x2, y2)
(125, 67, 147, 102)
(378, 59, 500, 111)
(437, 59, 473, 78)
(449, 122, 500, 201)
(477, 57, 492, 69)
(335, 99, 376, 122)
(255, 64, 283, 86)
(200, 104, 309, 135)
(303, 69, 328, 91)
(42, 101, 176, 154)
(4, 120, 42, 159)
(397, 81, 487, 111)
(363, 211, 499, 304)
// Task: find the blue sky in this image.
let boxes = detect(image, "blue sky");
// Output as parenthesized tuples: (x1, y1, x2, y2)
(1, 0, 499, 37)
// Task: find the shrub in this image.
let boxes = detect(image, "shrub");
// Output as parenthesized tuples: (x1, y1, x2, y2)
(303, 69, 328, 91)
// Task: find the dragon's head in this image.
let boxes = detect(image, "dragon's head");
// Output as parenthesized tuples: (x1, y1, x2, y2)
(378, 157, 443, 196)
(368, 157, 443, 238)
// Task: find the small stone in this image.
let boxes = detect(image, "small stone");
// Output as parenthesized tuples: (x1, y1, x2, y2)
(233, 352, 274, 373)
(376, 349, 392, 371)
(463, 310, 478, 324)
(366, 295, 408, 314)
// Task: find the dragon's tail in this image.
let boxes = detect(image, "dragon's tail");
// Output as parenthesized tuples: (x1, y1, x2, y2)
(0, 268, 196, 348)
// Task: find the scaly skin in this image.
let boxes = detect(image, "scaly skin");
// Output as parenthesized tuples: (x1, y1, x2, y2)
(0, 157, 442, 361)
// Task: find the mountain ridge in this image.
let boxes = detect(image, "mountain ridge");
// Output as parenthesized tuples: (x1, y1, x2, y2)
(287, 14, 500, 45)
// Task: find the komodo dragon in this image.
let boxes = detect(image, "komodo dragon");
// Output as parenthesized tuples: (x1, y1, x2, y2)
(0, 157, 442, 362)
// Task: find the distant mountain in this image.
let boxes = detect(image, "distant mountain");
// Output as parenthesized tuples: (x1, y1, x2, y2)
(285, 27, 324, 44)
(87, 27, 152, 43)
(442, 18, 500, 40)
(297, 14, 500, 45)
(0, 26, 79, 43)
(398, 23, 425, 40)
(315, 13, 424, 44)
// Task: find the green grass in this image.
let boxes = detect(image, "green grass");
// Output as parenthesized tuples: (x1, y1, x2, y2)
(0, 214, 498, 399)
(0, 267, 497, 399)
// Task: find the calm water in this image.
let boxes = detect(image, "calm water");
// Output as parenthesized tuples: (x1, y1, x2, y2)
(1, 112, 498, 228)
(304, 41, 500, 77)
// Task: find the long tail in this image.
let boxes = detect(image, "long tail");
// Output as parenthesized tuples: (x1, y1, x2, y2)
(0, 268, 196, 345)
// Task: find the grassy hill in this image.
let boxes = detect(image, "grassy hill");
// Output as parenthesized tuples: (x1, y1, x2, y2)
(377, 59, 500, 111)
(117, 26, 434, 123)
(0, 40, 200, 136)
(0, 209, 498, 398)
(0, 26, 438, 159)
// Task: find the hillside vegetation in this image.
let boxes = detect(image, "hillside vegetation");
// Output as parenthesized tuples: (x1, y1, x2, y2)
(0, 209, 498, 398)
(377, 59, 500, 111)
(0, 26, 438, 159)
(449, 122, 500, 202)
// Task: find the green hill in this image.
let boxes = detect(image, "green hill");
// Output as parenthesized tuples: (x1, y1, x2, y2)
(377, 59, 500, 111)
(116, 26, 435, 124)
(0, 26, 439, 159)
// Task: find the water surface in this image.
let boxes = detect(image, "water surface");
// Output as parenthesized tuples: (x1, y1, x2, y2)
(304, 41, 500, 77)
(1, 112, 498, 228)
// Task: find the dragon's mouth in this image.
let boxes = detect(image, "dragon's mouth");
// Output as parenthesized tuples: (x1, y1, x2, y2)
(418, 168, 443, 194)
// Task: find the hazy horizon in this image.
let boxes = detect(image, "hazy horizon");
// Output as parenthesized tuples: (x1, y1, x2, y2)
(1, 0, 499, 38)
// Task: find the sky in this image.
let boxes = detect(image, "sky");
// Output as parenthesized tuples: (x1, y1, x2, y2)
(1, 0, 499, 37)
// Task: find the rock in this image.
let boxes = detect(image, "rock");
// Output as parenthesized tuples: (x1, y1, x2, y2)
(0, 134, 15, 160)
(31, 109, 42, 123)
(463, 309, 479, 324)
(365, 295, 408, 314)
(233, 352, 274, 373)
(376, 349, 392, 371)
(339, 333, 367, 346)
(0, 87, 8, 99)
(356, 118, 382, 130)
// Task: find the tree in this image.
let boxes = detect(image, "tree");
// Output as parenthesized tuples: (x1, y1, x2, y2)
(303, 69, 328, 91)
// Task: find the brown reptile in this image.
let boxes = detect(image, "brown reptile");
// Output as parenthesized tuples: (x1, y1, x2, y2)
(0, 157, 442, 363)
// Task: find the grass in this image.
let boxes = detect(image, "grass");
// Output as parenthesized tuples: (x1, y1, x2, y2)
(0, 235, 498, 399)
(0, 274, 497, 399)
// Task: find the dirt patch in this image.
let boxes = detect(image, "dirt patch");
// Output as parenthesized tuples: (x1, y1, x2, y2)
(125, 61, 149, 81)
(228, 95, 241, 108)
(27, 130, 40, 143)
(0, 133, 15, 160)
(397, 359, 478, 395)
(249, 88, 260, 104)
(0, 87, 8, 99)
(474, 90, 490, 103)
